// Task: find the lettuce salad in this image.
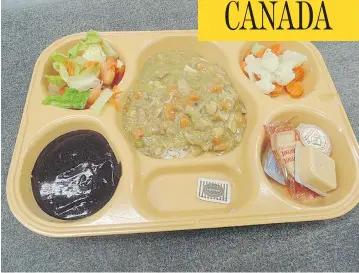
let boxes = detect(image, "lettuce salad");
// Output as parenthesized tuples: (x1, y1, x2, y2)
(43, 30, 125, 114)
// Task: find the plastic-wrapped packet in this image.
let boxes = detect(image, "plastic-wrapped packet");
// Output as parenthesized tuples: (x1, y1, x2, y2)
(264, 149, 285, 185)
(264, 118, 319, 201)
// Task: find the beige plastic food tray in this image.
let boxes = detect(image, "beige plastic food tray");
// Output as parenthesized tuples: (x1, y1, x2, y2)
(6, 30, 359, 237)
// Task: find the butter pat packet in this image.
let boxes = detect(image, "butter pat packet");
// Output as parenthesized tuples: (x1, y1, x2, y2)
(296, 123, 332, 156)
(294, 143, 337, 196)
(197, 178, 231, 204)
(264, 149, 286, 185)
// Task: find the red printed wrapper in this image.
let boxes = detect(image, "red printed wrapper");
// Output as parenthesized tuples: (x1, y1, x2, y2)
(264, 118, 319, 202)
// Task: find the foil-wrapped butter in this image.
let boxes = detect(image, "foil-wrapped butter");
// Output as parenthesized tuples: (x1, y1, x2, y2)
(296, 123, 332, 156)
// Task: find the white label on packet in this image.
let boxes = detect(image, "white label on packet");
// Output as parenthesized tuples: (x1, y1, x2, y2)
(197, 178, 231, 204)
(264, 149, 286, 185)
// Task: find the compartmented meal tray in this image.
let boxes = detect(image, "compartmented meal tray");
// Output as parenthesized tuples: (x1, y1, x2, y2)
(6, 30, 359, 237)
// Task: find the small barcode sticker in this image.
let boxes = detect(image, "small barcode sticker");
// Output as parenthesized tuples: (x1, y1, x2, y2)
(197, 178, 231, 204)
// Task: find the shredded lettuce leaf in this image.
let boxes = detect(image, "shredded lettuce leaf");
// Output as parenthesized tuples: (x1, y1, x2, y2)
(72, 56, 87, 66)
(67, 74, 102, 92)
(78, 41, 88, 51)
(68, 41, 89, 58)
(74, 63, 83, 76)
(71, 56, 86, 76)
(42, 88, 90, 109)
(80, 64, 100, 76)
(46, 76, 66, 93)
(46, 75, 66, 86)
(46, 75, 66, 95)
(82, 45, 106, 63)
(53, 62, 69, 81)
(84, 30, 102, 45)
(51, 52, 68, 63)
(68, 44, 80, 58)
(48, 84, 62, 95)
(90, 88, 113, 114)
(102, 40, 119, 58)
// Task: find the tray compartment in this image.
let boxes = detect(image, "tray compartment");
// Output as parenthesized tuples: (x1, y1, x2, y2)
(238, 41, 320, 99)
(119, 34, 257, 161)
(41, 37, 127, 98)
(260, 105, 359, 208)
(11, 116, 127, 225)
(132, 159, 258, 219)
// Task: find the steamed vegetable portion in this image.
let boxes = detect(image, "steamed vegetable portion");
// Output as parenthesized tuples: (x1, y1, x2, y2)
(240, 43, 307, 98)
(43, 30, 124, 114)
(123, 50, 247, 159)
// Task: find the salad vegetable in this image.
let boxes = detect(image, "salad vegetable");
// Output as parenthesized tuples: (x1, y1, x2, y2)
(90, 88, 114, 115)
(43, 30, 125, 112)
(43, 88, 90, 109)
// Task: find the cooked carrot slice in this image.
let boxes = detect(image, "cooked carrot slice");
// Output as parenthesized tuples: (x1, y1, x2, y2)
(285, 81, 304, 98)
(243, 48, 252, 58)
(133, 128, 144, 139)
(219, 102, 229, 111)
(212, 136, 222, 145)
(255, 47, 266, 58)
(240, 61, 248, 77)
(293, 66, 305, 82)
(209, 84, 223, 93)
(269, 92, 280, 97)
(166, 104, 176, 111)
(135, 91, 142, 99)
(180, 114, 190, 128)
(254, 74, 261, 81)
(275, 83, 285, 92)
(166, 112, 175, 120)
(269, 84, 285, 97)
(165, 104, 176, 120)
(188, 93, 200, 102)
(270, 44, 282, 56)
(212, 115, 220, 121)
(197, 63, 206, 71)
(108, 97, 121, 112)
(214, 84, 223, 93)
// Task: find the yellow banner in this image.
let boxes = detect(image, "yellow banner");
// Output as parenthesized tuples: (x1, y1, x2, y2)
(198, 0, 359, 41)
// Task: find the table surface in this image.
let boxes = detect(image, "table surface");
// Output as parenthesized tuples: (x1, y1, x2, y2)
(2, 0, 359, 271)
